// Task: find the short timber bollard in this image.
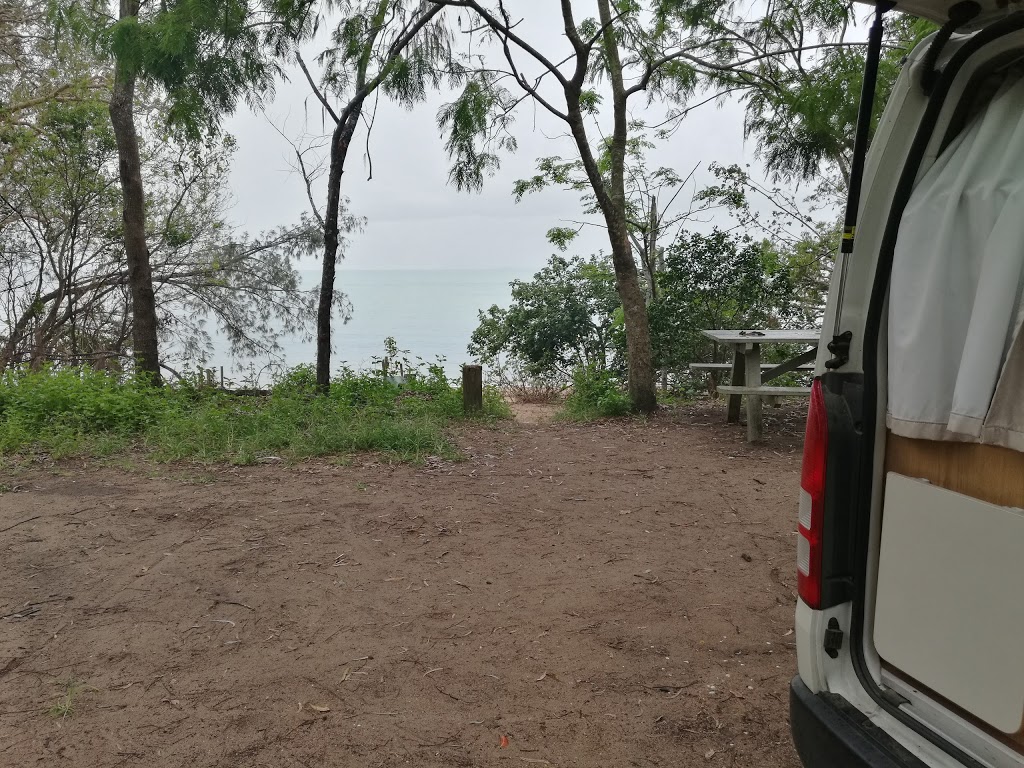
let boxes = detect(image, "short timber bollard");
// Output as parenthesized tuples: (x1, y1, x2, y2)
(462, 364, 483, 414)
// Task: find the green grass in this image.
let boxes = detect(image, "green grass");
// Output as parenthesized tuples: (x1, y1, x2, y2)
(0, 364, 509, 465)
(48, 678, 88, 719)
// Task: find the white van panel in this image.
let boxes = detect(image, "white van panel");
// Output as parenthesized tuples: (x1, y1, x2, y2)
(874, 473, 1024, 734)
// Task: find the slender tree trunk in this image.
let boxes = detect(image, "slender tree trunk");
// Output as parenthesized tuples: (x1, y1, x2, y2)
(108, 0, 160, 383)
(309, 0, 440, 393)
(607, 217, 657, 412)
(594, 0, 657, 414)
(29, 296, 63, 369)
(646, 197, 659, 303)
(316, 112, 361, 393)
(563, 107, 656, 413)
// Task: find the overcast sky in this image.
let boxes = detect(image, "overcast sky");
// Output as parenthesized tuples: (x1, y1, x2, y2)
(222, 2, 800, 274)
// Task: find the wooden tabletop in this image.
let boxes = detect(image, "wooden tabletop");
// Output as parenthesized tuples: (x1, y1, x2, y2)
(701, 329, 821, 345)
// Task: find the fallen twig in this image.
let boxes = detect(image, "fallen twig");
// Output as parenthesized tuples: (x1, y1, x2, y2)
(0, 605, 40, 620)
(0, 516, 41, 534)
(219, 601, 254, 611)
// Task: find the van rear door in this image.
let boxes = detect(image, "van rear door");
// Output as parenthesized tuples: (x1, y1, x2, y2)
(795, 4, 1024, 766)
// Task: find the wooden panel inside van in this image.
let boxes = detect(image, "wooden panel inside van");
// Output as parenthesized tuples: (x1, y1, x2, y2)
(882, 432, 1024, 747)
(885, 432, 1024, 509)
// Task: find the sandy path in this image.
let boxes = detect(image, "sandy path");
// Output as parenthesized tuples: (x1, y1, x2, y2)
(0, 404, 806, 767)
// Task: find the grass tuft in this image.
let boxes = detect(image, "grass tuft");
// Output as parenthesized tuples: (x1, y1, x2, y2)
(48, 678, 88, 719)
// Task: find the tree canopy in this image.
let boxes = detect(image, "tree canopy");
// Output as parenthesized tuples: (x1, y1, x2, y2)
(0, 93, 322, 374)
(0, 0, 934, 409)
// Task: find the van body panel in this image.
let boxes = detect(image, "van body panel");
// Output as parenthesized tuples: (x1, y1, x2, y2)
(791, 677, 930, 768)
(873, 1, 1020, 25)
(793, 16, 1024, 768)
(873, 474, 1024, 734)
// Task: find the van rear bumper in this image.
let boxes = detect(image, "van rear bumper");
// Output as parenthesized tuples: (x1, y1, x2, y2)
(790, 677, 929, 768)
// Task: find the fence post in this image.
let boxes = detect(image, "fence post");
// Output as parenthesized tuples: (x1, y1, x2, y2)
(462, 364, 483, 414)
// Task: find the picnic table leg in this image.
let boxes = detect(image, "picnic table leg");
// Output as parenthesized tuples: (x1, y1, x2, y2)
(726, 348, 744, 423)
(744, 343, 763, 442)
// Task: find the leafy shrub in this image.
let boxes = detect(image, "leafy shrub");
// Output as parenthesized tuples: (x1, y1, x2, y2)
(271, 364, 318, 394)
(0, 366, 171, 436)
(560, 365, 631, 420)
(469, 255, 622, 385)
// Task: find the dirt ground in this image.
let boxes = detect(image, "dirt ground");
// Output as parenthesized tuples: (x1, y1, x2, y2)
(1, 403, 807, 768)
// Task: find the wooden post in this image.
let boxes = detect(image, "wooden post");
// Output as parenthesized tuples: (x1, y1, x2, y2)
(462, 364, 483, 414)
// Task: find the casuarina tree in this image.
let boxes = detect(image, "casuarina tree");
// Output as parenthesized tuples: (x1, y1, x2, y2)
(281, 0, 457, 393)
(64, 0, 301, 382)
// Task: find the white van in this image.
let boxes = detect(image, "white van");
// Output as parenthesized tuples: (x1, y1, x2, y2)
(790, 1, 1024, 767)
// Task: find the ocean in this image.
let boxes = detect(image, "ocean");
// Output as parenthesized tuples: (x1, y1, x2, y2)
(205, 268, 531, 384)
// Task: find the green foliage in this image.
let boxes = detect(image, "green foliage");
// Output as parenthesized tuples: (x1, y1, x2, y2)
(309, 0, 455, 109)
(48, 678, 88, 719)
(560, 365, 631, 420)
(0, 358, 508, 463)
(0, 366, 167, 436)
(469, 255, 622, 380)
(435, 1, 705, 189)
(470, 225, 806, 395)
(0, 91, 321, 370)
(742, 14, 936, 183)
(97, 0, 293, 139)
(649, 228, 796, 372)
(438, 74, 515, 191)
(695, 162, 838, 323)
(270, 363, 317, 394)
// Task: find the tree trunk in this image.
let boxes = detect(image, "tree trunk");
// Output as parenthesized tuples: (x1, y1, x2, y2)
(108, 0, 160, 383)
(608, 221, 657, 412)
(315, 113, 360, 393)
(594, 0, 657, 414)
(562, 124, 656, 412)
(646, 196, 659, 303)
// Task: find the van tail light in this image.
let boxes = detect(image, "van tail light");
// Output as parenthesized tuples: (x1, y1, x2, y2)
(798, 378, 828, 609)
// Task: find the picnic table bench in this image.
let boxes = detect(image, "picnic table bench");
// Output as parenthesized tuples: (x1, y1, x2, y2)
(700, 329, 821, 442)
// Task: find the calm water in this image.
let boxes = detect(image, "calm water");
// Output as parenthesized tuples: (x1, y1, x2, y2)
(205, 268, 530, 383)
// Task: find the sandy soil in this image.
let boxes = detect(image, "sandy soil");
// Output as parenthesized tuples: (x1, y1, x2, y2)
(0, 403, 807, 767)
(507, 403, 559, 425)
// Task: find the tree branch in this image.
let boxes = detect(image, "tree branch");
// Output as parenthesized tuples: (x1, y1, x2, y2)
(296, 52, 340, 124)
(625, 41, 876, 98)
(431, 0, 570, 88)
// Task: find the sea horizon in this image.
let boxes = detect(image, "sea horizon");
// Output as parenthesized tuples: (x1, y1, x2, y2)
(197, 267, 535, 385)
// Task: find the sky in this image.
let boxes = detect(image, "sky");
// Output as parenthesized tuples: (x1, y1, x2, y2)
(222, 2, 784, 274)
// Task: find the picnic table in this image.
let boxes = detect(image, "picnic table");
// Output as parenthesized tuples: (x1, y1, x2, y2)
(695, 329, 821, 442)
